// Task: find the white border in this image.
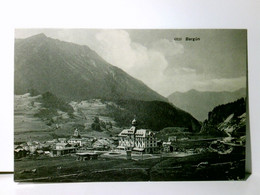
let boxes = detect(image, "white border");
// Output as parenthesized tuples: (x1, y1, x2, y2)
(1, 0, 260, 194)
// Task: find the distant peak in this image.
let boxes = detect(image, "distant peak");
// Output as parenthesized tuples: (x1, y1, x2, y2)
(188, 89, 198, 92)
(34, 33, 47, 37)
(26, 33, 48, 40)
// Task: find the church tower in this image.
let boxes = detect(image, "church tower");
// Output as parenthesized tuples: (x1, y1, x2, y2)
(130, 118, 138, 133)
(73, 128, 80, 138)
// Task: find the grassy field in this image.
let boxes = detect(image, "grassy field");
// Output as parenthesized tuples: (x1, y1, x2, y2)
(14, 95, 122, 142)
(14, 155, 159, 182)
(14, 151, 245, 182)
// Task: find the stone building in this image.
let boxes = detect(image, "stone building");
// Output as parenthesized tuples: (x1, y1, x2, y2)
(117, 119, 158, 153)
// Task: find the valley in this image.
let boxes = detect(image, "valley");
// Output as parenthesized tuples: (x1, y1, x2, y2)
(14, 33, 247, 182)
(14, 92, 247, 182)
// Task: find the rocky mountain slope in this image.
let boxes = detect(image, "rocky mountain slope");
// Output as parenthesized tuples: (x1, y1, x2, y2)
(15, 33, 166, 102)
(200, 98, 246, 137)
(168, 88, 246, 121)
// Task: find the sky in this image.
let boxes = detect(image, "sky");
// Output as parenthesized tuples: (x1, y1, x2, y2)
(15, 29, 247, 97)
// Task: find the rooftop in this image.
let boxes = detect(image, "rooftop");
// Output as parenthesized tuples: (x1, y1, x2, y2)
(119, 129, 154, 138)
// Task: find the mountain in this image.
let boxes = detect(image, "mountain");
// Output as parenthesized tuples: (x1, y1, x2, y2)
(14, 34, 203, 136)
(200, 98, 246, 137)
(168, 88, 246, 121)
(15, 33, 166, 102)
(106, 99, 201, 132)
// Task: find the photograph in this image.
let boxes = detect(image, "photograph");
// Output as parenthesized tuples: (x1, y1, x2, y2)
(14, 29, 247, 182)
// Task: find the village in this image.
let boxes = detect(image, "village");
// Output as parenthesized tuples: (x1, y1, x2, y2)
(14, 118, 213, 161)
(14, 118, 246, 182)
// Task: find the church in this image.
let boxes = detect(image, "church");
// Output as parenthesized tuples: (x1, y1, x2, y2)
(117, 119, 158, 153)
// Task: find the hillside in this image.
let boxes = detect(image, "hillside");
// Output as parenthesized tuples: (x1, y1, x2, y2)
(14, 92, 119, 142)
(15, 92, 202, 142)
(14, 33, 166, 102)
(14, 93, 54, 142)
(106, 100, 201, 132)
(168, 88, 246, 121)
(200, 98, 246, 137)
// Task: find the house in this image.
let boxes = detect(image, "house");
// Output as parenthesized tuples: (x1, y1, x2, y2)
(58, 138, 67, 143)
(111, 137, 119, 144)
(28, 144, 38, 154)
(55, 143, 71, 150)
(68, 137, 94, 147)
(44, 151, 51, 155)
(68, 138, 84, 146)
(92, 139, 112, 150)
(42, 143, 52, 151)
(36, 150, 44, 155)
(20, 143, 29, 151)
(14, 145, 23, 150)
(46, 140, 58, 145)
(76, 152, 99, 161)
(51, 147, 76, 157)
(162, 141, 173, 152)
(67, 127, 91, 146)
(14, 148, 28, 159)
(168, 136, 177, 142)
(117, 119, 158, 153)
(81, 139, 93, 147)
(50, 142, 76, 156)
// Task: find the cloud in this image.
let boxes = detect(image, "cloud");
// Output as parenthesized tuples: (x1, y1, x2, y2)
(150, 38, 184, 56)
(93, 30, 139, 71)
(86, 30, 183, 94)
(15, 29, 247, 96)
(15, 29, 174, 94)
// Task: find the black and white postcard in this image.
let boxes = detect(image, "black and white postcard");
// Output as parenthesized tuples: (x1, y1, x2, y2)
(14, 29, 248, 182)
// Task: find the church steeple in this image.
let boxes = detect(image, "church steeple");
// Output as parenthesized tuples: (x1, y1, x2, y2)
(131, 118, 138, 135)
(132, 118, 137, 127)
(73, 128, 80, 138)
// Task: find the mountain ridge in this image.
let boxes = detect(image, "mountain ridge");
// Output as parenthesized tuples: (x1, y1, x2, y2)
(15, 34, 167, 102)
(14, 34, 203, 134)
(168, 88, 246, 121)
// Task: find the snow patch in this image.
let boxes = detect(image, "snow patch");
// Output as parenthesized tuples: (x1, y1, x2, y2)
(224, 114, 234, 123)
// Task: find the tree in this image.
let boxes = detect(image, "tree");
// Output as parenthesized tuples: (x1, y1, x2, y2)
(91, 116, 101, 131)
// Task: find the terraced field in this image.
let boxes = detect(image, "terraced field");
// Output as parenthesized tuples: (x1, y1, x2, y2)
(14, 94, 122, 142)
